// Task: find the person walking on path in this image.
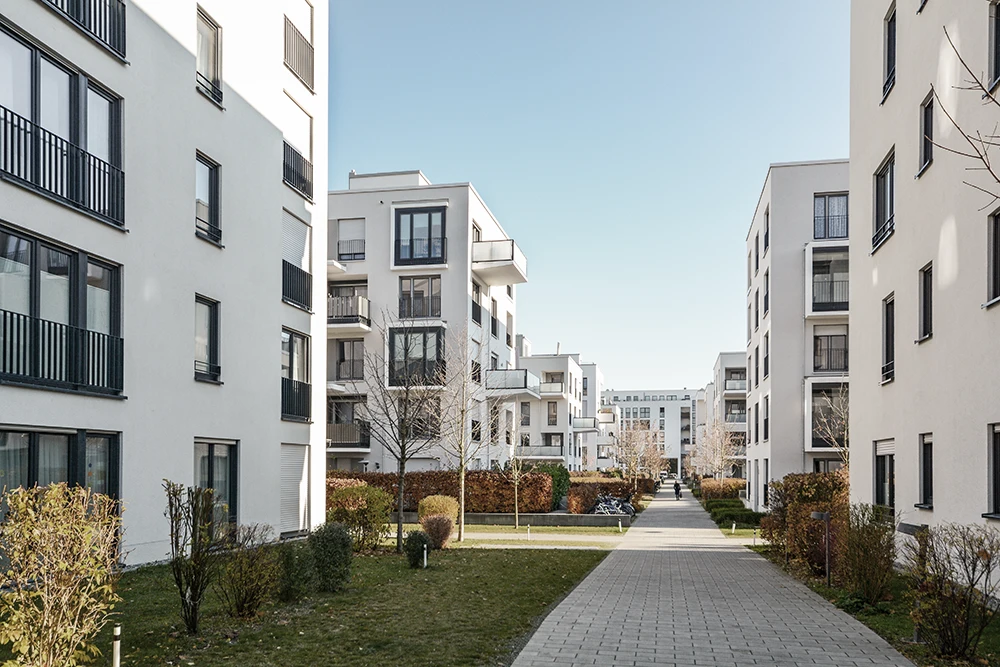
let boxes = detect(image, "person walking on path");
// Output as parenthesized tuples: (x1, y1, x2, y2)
(673, 480, 681, 500)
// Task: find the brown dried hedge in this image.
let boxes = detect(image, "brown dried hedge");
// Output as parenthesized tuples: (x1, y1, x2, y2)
(420, 515, 453, 550)
(327, 470, 551, 514)
(568, 478, 655, 504)
(567, 485, 600, 514)
(699, 478, 746, 500)
(326, 477, 367, 494)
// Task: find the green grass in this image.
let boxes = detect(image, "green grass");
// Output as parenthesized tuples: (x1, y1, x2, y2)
(718, 527, 760, 539)
(400, 523, 628, 536)
(67, 549, 606, 666)
(455, 539, 614, 549)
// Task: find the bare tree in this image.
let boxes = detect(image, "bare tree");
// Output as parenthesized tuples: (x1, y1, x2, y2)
(692, 417, 742, 480)
(812, 380, 849, 465)
(617, 423, 657, 491)
(353, 315, 448, 552)
(503, 425, 529, 529)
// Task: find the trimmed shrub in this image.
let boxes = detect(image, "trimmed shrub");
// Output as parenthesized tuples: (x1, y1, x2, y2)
(841, 503, 896, 605)
(418, 495, 459, 523)
(420, 515, 453, 549)
(327, 477, 367, 494)
(699, 478, 746, 500)
(308, 523, 352, 592)
(214, 524, 281, 619)
(711, 508, 765, 527)
(403, 531, 431, 569)
(768, 471, 849, 574)
(704, 499, 745, 511)
(567, 485, 600, 514)
(327, 485, 392, 551)
(276, 540, 315, 603)
(531, 463, 571, 510)
(568, 479, 651, 506)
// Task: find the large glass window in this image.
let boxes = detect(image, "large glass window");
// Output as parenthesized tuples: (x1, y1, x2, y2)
(195, 296, 220, 382)
(399, 276, 441, 318)
(395, 208, 446, 265)
(814, 334, 848, 372)
(388, 327, 444, 386)
(281, 329, 310, 383)
(547, 401, 557, 426)
(336, 339, 363, 380)
(0, 429, 119, 503)
(195, 441, 237, 526)
(814, 194, 848, 239)
(812, 248, 849, 311)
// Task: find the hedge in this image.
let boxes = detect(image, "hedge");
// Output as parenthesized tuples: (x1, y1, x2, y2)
(704, 499, 745, 512)
(699, 478, 746, 500)
(567, 485, 600, 514)
(569, 478, 655, 501)
(710, 508, 765, 527)
(529, 463, 570, 510)
(762, 470, 849, 575)
(327, 470, 551, 514)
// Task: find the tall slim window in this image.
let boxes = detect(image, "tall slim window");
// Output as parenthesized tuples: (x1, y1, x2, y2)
(754, 403, 759, 443)
(194, 296, 220, 382)
(195, 154, 221, 243)
(763, 333, 770, 377)
(754, 289, 759, 329)
(991, 426, 1000, 515)
(992, 3, 1000, 86)
(195, 440, 237, 525)
(763, 209, 770, 251)
(754, 346, 759, 387)
(336, 340, 363, 381)
(920, 96, 934, 170)
(471, 420, 481, 442)
(521, 401, 531, 426)
(814, 194, 849, 239)
(748, 406, 753, 444)
(992, 213, 1000, 302)
(399, 276, 441, 318)
(763, 397, 769, 441)
(754, 233, 759, 274)
(281, 328, 311, 420)
(874, 153, 895, 248)
(490, 299, 498, 338)
(884, 7, 896, 98)
(919, 264, 933, 339)
(471, 281, 482, 325)
(196, 8, 222, 103)
(919, 434, 933, 507)
(763, 271, 770, 314)
(395, 208, 446, 265)
(875, 450, 895, 509)
(547, 401, 557, 426)
(882, 295, 895, 382)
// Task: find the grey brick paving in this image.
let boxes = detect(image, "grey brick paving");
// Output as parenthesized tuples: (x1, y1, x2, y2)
(512, 490, 914, 667)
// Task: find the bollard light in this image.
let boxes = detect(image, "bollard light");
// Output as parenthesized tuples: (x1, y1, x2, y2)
(810, 511, 832, 587)
(423, 543, 427, 569)
(112, 624, 121, 667)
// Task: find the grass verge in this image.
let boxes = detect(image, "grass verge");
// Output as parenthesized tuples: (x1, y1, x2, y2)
(402, 523, 628, 536)
(62, 549, 605, 666)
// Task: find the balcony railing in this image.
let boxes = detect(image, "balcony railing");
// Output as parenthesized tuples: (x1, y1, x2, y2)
(196, 71, 223, 105)
(725, 379, 747, 391)
(573, 417, 599, 430)
(881, 360, 895, 383)
(194, 359, 221, 382)
(327, 295, 371, 326)
(399, 295, 441, 319)
(394, 237, 447, 266)
(283, 141, 313, 200)
(41, 0, 126, 57)
(281, 377, 311, 421)
(515, 445, 564, 458)
(815, 214, 849, 239)
(282, 261, 312, 311)
(812, 278, 849, 311)
(471, 300, 482, 326)
(472, 239, 527, 269)
(539, 381, 565, 394)
(336, 359, 363, 381)
(337, 238, 365, 261)
(389, 360, 445, 387)
(283, 16, 314, 90)
(814, 345, 848, 373)
(326, 422, 370, 448)
(0, 309, 123, 394)
(873, 217, 894, 248)
(486, 369, 540, 395)
(725, 413, 747, 424)
(0, 105, 125, 227)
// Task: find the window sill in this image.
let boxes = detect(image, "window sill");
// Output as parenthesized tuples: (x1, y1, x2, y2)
(915, 159, 933, 179)
(194, 375, 224, 385)
(195, 231, 224, 248)
(983, 513, 1000, 521)
(914, 503, 933, 510)
(196, 84, 225, 110)
(915, 333, 932, 345)
(880, 377, 895, 386)
(983, 295, 1000, 310)
(880, 78, 895, 106)
(392, 263, 448, 271)
(871, 227, 895, 255)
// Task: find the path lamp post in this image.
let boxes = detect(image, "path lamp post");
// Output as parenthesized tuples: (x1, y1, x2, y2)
(810, 510, 832, 587)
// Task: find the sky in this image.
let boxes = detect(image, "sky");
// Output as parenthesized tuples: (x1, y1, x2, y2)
(328, 1, 850, 390)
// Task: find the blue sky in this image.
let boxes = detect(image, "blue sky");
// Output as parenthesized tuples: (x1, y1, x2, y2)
(329, 1, 849, 390)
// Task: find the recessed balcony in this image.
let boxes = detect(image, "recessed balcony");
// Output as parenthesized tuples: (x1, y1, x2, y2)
(539, 381, 565, 396)
(597, 411, 617, 425)
(513, 445, 564, 459)
(326, 422, 371, 452)
(472, 240, 528, 286)
(573, 417, 599, 432)
(485, 369, 540, 399)
(724, 378, 747, 395)
(327, 295, 371, 336)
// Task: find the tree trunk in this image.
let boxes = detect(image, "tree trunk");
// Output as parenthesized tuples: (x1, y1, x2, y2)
(458, 461, 466, 542)
(396, 458, 406, 553)
(514, 478, 519, 529)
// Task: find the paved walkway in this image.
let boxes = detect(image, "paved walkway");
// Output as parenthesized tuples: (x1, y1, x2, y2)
(512, 489, 914, 667)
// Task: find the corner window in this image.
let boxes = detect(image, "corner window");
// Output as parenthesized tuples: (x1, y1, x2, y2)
(812, 248, 850, 311)
(399, 276, 441, 318)
(814, 194, 849, 239)
(388, 327, 444, 386)
(196, 8, 222, 103)
(395, 208, 446, 265)
(195, 440, 237, 525)
(195, 295, 220, 382)
(919, 263, 933, 339)
(195, 154, 221, 243)
(883, 7, 896, 99)
(874, 152, 895, 248)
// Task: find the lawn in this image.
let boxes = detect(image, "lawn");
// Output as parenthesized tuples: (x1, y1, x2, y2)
(718, 527, 761, 540)
(400, 523, 629, 536)
(73, 549, 605, 666)
(455, 539, 614, 549)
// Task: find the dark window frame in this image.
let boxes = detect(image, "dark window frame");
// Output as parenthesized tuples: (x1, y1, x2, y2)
(388, 326, 445, 386)
(194, 440, 239, 525)
(883, 7, 897, 100)
(547, 401, 557, 427)
(875, 451, 895, 509)
(814, 334, 849, 373)
(918, 434, 933, 507)
(920, 94, 934, 172)
(992, 2, 1000, 89)
(194, 295, 221, 382)
(394, 207, 447, 266)
(991, 211, 1000, 303)
(399, 275, 441, 318)
(0, 428, 121, 499)
(335, 339, 364, 381)
(814, 193, 850, 240)
(874, 152, 896, 249)
(882, 294, 895, 382)
(195, 153, 222, 244)
(919, 263, 933, 339)
(991, 427, 1000, 516)
(196, 7, 223, 105)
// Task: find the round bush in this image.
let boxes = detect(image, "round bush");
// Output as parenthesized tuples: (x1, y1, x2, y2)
(308, 523, 352, 592)
(328, 485, 393, 551)
(403, 531, 431, 569)
(276, 539, 315, 603)
(420, 514, 454, 549)
(418, 495, 459, 523)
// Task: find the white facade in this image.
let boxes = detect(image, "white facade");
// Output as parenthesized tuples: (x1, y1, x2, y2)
(0, 0, 329, 563)
(849, 2, 1000, 526)
(700, 352, 747, 478)
(600, 389, 697, 475)
(325, 171, 528, 473)
(745, 161, 849, 511)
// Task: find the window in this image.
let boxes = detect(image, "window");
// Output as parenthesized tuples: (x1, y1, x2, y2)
(195, 154, 221, 243)
(919, 434, 933, 507)
(283, 0, 314, 89)
(403, 397, 440, 438)
(0, 227, 122, 394)
(754, 289, 759, 329)
(0, 30, 124, 225)
(990, 212, 1000, 302)
(874, 153, 895, 248)
(281, 328, 311, 420)
(814, 334, 848, 372)
(814, 459, 844, 474)
(754, 346, 759, 387)
(748, 406, 753, 444)
(640, 407, 650, 419)
(388, 327, 444, 386)
(279, 443, 310, 535)
(582, 377, 588, 396)
(336, 219, 365, 261)
(195, 296, 220, 382)
(472, 420, 481, 442)
(505, 312, 514, 347)
(543, 433, 563, 449)
(763, 333, 770, 377)
(754, 403, 759, 444)
(471, 281, 482, 325)
(471, 340, 481, 384)
(282, 93, 313, 199)
(874, 448, 895, 509)
(521, 401, 531, 426)
(547, 401, 558, 426)
(281, 210, 312, 310)
(472, 224, 481, 242)
(812, 248, 849, 311)
(764, 208, 770, 251)
(507, 284, 513, 299)
(747, 304, 751, 341)
(920, 96, 934, 171)
(915, 263, 934, 340)
(763, 396, 769, 441)
(763, 271, 769, 314)
(195, 440, 238, 525)
(395, 207, 446, 265)
(196, 8, 222, 103)
(991, 426, 1000, 515)
(992, 3, 1000, 87)
(335, 340, 363, 381)
(814, 194, 849, 239)
(754, 233, 759, 274)
(883, 7, 896, 99)
(399, 276, 441, 318)
(490, 299, 498, 338)
(882, 295, 895, 382)
(812, 385, 847, 448)
(659, 407, 665, 417)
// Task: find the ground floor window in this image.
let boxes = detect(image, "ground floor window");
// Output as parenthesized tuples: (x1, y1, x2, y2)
(875, 447, 895, 510)
(194, 440, 238, 525)
(0, 428, 120, 500)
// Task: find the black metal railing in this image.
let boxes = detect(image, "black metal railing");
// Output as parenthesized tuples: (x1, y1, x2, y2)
(41, 0, 126, 57)
(194, 360, 221, 382)
(0, 105, 125, 226)
(399, 295, 441, 319)
(336, 359, 363, 381)
(389, 359, 445, 387)
(471, 300, 482, 325)
(394, 237, 447, 266)
(282, 261, 312, 311)
(196, 71, 223, 104)
(881, 360, 895, 383)
(283, 16, 314, 90)
(814, 342, 848, 372)
(0, 309, 123, 394)
(281, 377, 311, 420)
(195, 210, 221, 244)
(873, 216, 894, 248)
(326, 422, 370, 448)
(815, 214, 849, 239)
(283, 141, 313, 199)
(812, 278, 849, 311)
(337, 238, 365, 261)
(327, 295, 370, 326)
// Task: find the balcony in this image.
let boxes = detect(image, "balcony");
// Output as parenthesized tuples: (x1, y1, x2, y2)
(326, 422, 370, 450)
(597, 411, 617, 424)
(283, 141, 313, 200)
(0, 309, 123, 395)
(514, 445, 564, 459)
(725, 413, 747, 424)
(485, 369, 540, 398)
(335, 359, 363, 382)
(573, 417, 599, 432)
(399, 295, 441, 319)
(472, 239, 528, 285)
(812, 278, 849, 312)
(281, 377, 311, 421)
(283, 16, 314, 90)
(724, 379, 747, 392)
(40, 0, 126, 58)
(337, 239, 365, 262)
(596, 457, 615, 469)
(327, 295, 371, 336)
(539, 381, 565, 396)
(282, 261, 312, 311)
(0, 105, 125, 227)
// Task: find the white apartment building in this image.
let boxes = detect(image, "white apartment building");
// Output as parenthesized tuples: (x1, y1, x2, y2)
(745, 160, 849, 511)
(849, 2, 1000, 525)
(0, 0, 329, 563)
(325, 170, 528, 473)
(601, 389, 697, 475)
(701, 352, 747, 478)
